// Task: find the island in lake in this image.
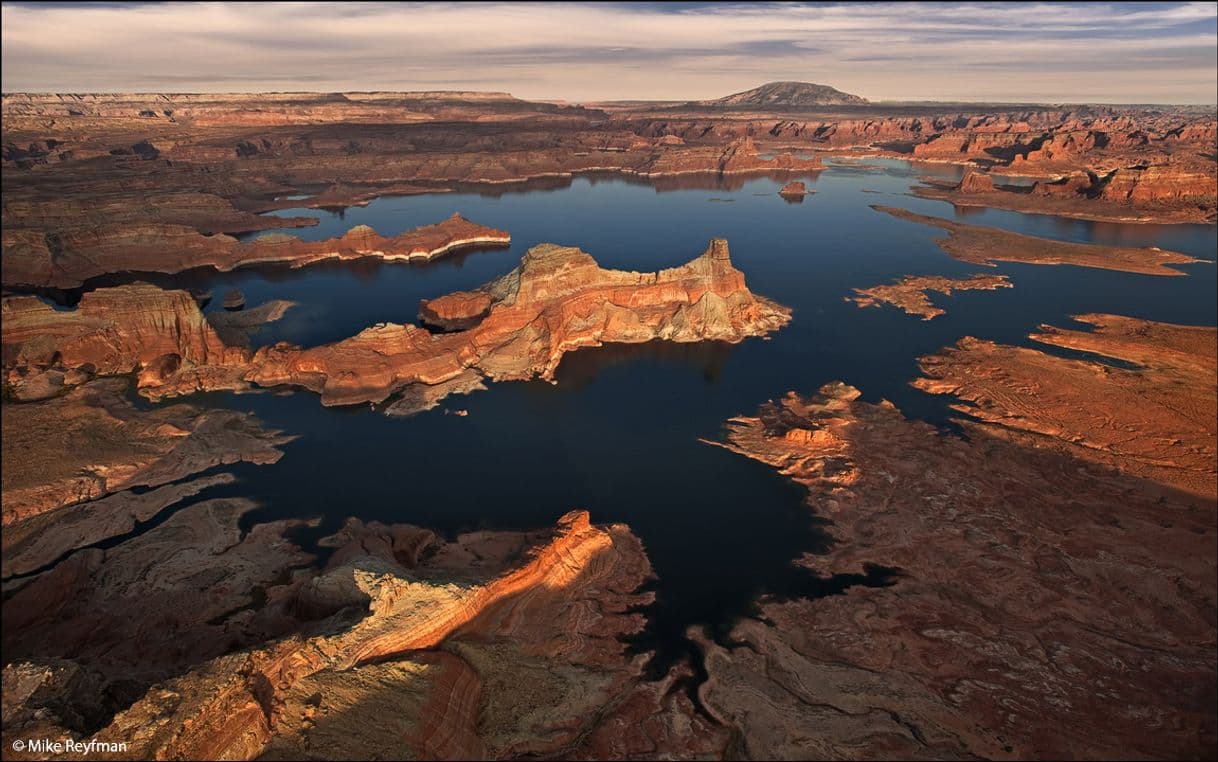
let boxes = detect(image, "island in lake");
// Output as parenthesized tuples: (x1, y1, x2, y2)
(2, 3, 1215, 760)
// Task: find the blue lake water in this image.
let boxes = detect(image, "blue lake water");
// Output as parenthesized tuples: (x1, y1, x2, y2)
(56, 160, 1218, 673)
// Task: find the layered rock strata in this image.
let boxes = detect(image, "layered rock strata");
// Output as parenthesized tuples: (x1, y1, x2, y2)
(2, 213, 510, 289)
(2, 240, 791, 413)
(916, 314, 1217, 501)
(703, 368, 1216, 758)
(259, 239, 789, 409)
(914, 165, 1217, 224)
(0, 378, 290, 527)
(2, 498, 316, 691)
(5, 511, 724, 760)
(5, 96, 1213, 292)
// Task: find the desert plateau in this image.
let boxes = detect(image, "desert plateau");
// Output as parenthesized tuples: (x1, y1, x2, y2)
(1, 3, 1215, 761)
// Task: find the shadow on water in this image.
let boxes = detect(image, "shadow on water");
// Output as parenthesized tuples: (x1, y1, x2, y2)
(13, 160, 1216, 690)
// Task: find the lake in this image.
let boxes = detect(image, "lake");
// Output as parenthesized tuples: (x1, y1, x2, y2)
(70, 158, 1218, 675)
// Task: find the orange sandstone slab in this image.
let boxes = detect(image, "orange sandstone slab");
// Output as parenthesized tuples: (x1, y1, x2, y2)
(875, 205, 1203, 275)
(702, 381, 1216, 759)
(70, 510, 723, 760)
(0, 213, 509, 289)
(848, 272, 1012, 319)
(915, 314, 1217, 502)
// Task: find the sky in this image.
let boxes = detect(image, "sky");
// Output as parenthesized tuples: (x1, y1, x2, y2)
(2, 2, 1216, 103)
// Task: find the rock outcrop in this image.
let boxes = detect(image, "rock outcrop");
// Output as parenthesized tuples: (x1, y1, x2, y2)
(848, 273, 1012, 320)
(248, 238, 790, 410)
(702, 370, 1216, 758)
(2, 285, 250, 399)
(3, 240, 790, 412)
(1, 213, 510, 289)
(914, 161, 1217, 223)
(955, 169, 996, 192)
(418, 290, 494, 331)
(1, 373, 295, 588)
(643, 136, 823, 176)
(778, 180, 810, 197)
(874, 206, 1203, 275)
(915, 314, 1217, 501)
(15, 511, 724, 760)
(2, 498, 316, 692)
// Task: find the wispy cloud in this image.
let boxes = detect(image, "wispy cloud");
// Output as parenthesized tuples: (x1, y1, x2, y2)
(2, 2, 1215, 103)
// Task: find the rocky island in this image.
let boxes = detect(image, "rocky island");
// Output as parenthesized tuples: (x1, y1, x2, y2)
(2, 239, 791, 413)
(874, 205, 1204, 275)
(848, 273, 1012, 319)
(2, 4, 1216, 757)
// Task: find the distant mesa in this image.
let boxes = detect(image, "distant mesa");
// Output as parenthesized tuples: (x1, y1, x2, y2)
(698, 81, 869, 108)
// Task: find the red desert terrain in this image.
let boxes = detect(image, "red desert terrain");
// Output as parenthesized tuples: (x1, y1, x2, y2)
(2, 85, 1214, 759)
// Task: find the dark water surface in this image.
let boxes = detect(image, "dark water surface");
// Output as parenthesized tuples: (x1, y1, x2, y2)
(80, 160, 1218, 672)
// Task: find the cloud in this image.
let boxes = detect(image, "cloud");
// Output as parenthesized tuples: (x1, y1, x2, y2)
(2, 1, 1215, 103)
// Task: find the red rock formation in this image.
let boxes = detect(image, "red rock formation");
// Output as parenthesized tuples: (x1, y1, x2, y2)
(248, 238, 789, 408)
(1, 378, 290, 527)
(915, 163, 1216, 223)
(2, 498, 315, 686)
(956, 169, 995, 192)
(1, 213, 510, 289)
(2, 239, 790, 411)
(778, 180, 809, 197)
(5, 96, 1213, 280)
(875, 206, 1202, 274)
(642, 136, 822, 176)
(60, 510, 722, 760)
(1, 285, 248, 397)
(912, 131, 1027, 160)
(1031, 171, 1092, 198)
(0, 192, 315, 236)
(848, 273, 1012, 320)
(702, 373, 1216, 758)
(418, 290, 494, 331)
(1099, 163, 1218, 204)
(915, 314, 1217, 501)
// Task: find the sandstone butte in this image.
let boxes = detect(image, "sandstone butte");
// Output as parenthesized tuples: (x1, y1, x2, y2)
(3, 510, 723, 760)
(1, 239, 792, 414)
(699, 312, 1217, 758)
(874, 205, 1205, 275)
(0, 213, 510, 289)
(848, 273, 1012, 320)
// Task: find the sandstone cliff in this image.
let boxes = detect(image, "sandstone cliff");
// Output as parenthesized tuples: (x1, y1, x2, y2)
(10, 511, 722, 760)
(2, 240, 791, 413)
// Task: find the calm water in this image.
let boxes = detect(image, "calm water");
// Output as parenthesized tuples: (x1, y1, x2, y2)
(49, 160, 1218, 673)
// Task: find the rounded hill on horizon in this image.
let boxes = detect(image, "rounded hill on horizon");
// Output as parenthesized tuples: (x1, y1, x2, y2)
(697, 81, 869, 108)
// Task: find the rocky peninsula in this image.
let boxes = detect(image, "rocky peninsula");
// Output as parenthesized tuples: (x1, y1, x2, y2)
(3, 239, 790, 413)
(701, 311, 1216, 757)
